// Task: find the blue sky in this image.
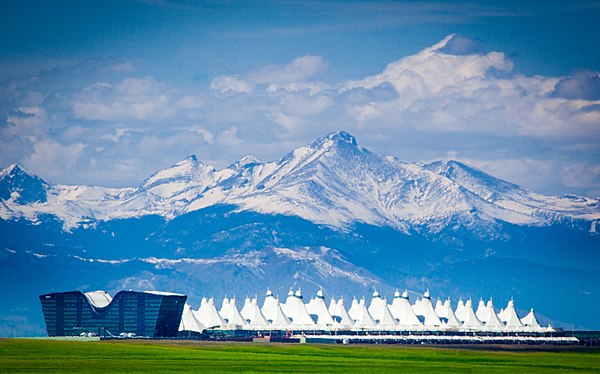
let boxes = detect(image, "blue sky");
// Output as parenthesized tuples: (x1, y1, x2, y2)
(1, 0, 599, 196)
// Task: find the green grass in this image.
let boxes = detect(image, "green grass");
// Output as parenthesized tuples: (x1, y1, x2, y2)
(1, 339, 599, 373)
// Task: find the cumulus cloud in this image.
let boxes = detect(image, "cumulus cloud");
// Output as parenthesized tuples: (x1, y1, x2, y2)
(437, 34, 483, 55)
(552, 70, 600, 100)
(1, 36, 599, 196)
(343, 34, 513, 95)
(210, 75, 253, 95)
(24, 140, 87, 177)
(71, 77, 175, 121)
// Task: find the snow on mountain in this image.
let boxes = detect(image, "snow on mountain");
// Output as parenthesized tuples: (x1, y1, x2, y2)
(424, 160, 600, 223)
(0, 164, 49, 205)
(1, 131, 598, 231)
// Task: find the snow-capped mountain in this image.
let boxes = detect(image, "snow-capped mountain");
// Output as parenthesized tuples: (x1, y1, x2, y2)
(1, 131, 598, 231)
(0, 164, 49, 205)
(2, 131, 600, 335)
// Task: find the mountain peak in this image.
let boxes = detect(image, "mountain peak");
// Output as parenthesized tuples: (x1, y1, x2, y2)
(0, 164, 24, 179)
(0, 164, 49, 204)
(141, 155, 215, 190)
(326, 131, 357, 146)
(0, 163, 46, 182)
(238, 155, 262, 167)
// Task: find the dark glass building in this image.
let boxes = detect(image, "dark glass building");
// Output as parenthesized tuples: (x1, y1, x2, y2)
(39, 290, 186, 337)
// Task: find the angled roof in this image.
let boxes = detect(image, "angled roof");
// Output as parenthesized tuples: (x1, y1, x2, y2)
(84, 291, 113, 308)
(306, 291, 335, 325)
(331, 298, 354, 326)
(179, 303, 206, 332)
(501, 300, 524, 328)
(521, 308, 541, 328)
(390, 290, 421, 326)
(462, 299, 483, 328)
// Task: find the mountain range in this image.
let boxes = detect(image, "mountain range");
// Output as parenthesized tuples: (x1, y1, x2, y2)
(1, 131, 599, 335)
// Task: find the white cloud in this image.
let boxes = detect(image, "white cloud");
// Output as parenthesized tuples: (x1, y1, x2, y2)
(343, 35, 513, 95)
(177, 126, 214, 144)
(210, 75, 252, 95)
(561, 162, 600, 191)
(71, 77, 175, 121)
(24, 140, 86, 179)
(5, 106, 49, 143)
(1, 36, 599, 196)
(218, 127, 242, 147)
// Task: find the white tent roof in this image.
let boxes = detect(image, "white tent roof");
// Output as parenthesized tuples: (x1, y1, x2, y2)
(179, 303, 206, 332)
(270, 302, 291, 327)
(280, 289, 295, 317)
(219, 297, 230, 315)
(367, 290, 387, 321)
(412, 297, 423, 315)
(367, 290, 396, 327)
(455, 298, 466, 322)
(501, 300, 524, 328)
(390, 290, 421, 326)
(306, 289, 335, 326)
(348, 297, 361, 321)
(328, 297, 337, 315)
(412, 290, 441, 327)
(261, 289, 281, 322)
(283, 288, 315, 326)
(440, 299, 461, 327)
(332, 298, 354, 326)
(482, 299, 504, 329)
(221, 297, 246, 325)
(377, 302, 398, 327)
(353, 298, 377, 328)
(461, 299, 483, 328)
(521, 308, 541, 328)
(240, 296, 254, 322)
(202, 298, 226, 328)
(475, 299, 488, 321)
(435, 299, 445, 317)
(246, 298, 270, 326)
(194, 297, 209, 326)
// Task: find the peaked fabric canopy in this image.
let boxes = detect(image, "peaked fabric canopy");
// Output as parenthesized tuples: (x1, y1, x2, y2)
(185, 288, 551, 333)
(475, 299, 489, 321)
(500, 300, 524, 328)
(330, 298, 354, 326)
(521, 308, 541, 328)
(203, 298, 226, 328)
(247, 299, 269, 326)
(220, 297, 246, 325)
(240, 297, 255, 322)
(481, 299, 503, 329)
(389, 290, 422, 326)
(461, 299, 483, 328)
(440, 299, 462, 328)
(353, 299, 377, 328)
(413, 291, 442, 327)
(282, 289, 315, 326)
(306, 289, 336, 326)
(261, 290, 282, 322)
(179, 303, 206, 332)
(455, 298, 467, 322)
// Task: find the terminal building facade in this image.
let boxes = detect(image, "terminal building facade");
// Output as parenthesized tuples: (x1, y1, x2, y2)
(39, 290, 186, 337)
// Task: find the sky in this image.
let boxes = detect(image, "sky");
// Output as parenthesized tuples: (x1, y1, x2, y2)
(1, 0, 599, 197)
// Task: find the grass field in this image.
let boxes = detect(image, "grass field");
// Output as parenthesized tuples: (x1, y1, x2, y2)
(1, 339, 599, 373)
